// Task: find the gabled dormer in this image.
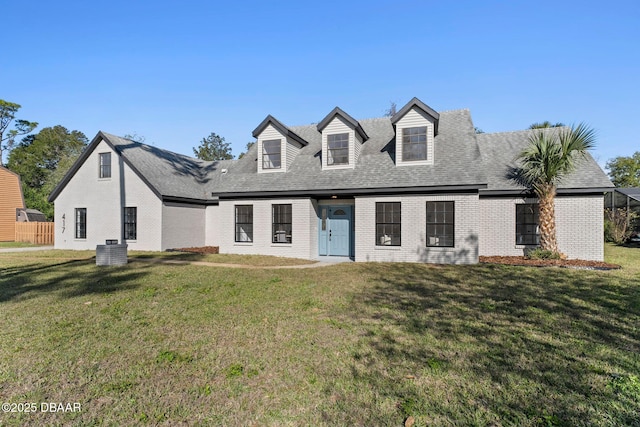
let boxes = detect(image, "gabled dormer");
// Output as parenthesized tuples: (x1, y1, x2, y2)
(252, 115, 309, 173)
(391, 97, 439, 166)
(317, 107, 369, 170)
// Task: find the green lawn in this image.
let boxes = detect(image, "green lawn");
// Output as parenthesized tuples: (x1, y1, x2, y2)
(0, 242, 42, 248)
(0, 245, 638, 426)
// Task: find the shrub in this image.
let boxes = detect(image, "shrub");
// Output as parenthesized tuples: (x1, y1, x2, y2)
(526, 248, 562, 260)
(604, 208, 638, 244)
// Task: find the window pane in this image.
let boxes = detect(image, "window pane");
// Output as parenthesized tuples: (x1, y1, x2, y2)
(272, 204, 292, 243)
(328, 133, 349, 165)
(75, 208, 86, 239)
(262, 140, 281, 169)
(376, 202, 401, 246)
(124, 207, 137, 240)
(99, 153, 111, 178)
(402, 127, 427, 161)
(235, 205, 253, 242)
(426, 201, 454, 247)
(515, 204, 540, 245)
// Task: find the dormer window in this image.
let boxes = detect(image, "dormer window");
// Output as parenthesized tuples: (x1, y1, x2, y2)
(402, 126, 427, 161)
(262, 139, 281, 169)
(317, 107, 369, 170)
(391, 97, 439, 166)
(327, 133, 349, 165)
(252, 115, 309, 173)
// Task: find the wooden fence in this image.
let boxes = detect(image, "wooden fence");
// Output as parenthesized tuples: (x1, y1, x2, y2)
(15, 222, 55, 245)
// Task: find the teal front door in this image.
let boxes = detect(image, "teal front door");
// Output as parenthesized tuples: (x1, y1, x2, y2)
(318, 206, 352, 257)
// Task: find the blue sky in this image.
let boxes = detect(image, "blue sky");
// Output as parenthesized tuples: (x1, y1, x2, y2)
(3, 0, 639, 169)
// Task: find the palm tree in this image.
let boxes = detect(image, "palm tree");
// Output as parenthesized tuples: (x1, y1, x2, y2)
(517, 123, 596, 254)
(528, 121, 565, 129)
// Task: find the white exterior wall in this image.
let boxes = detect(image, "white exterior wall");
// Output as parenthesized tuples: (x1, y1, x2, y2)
(256, 124, 300, 173)
(216, 198, 317, 260)
(479, 195, 604, 261)
(395, 108, 435, 166)
(205, 204, 220, 247)
(53, 139, 163, 250)
(161, 202, 206, 250)
(355, 194, 479, 264)
(321, 116, 356, 170)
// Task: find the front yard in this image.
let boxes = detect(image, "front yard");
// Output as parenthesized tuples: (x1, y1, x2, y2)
(0, 245, 638, 426)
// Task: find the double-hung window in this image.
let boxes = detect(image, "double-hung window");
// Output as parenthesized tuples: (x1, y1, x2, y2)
(426, 201, 455, 247)
(376, 202, 401, 246)
(75, 208, 86, 239)
(124, 207, 137, 240)
(262, 139, 281, 169)
(235, 205, 253, 242)
(402, 126, 427, 161)
(272, 204, 292, 243)
(99, 153, 111, 178)
(516, 204, 540, 245)
(327, 133, 349, 165)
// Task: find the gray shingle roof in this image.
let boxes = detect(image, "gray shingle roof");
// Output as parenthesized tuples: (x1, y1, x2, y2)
(216, 109, 486, 195)
(476, 129, 614, 192)
(101, 132, 231, 201)
(50, 106, 613, 204)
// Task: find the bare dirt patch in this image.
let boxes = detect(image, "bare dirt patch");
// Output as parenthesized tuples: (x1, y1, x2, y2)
(172, 246, 220, 254)
(480, 256, 620, 270)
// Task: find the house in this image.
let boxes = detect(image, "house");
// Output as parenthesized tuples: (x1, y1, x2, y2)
(48, 98, 614, 263)
(0, 166, 26, 242)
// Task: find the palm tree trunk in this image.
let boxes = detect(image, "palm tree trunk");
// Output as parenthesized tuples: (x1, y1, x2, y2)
(537, 184, 559, 253)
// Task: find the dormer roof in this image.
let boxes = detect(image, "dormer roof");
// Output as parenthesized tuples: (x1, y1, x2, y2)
(391, 97, 440, 135)
(317, 107, 369, 142)
(251, 114, 309, 146)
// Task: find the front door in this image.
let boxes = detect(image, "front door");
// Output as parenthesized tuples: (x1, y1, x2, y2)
(318, 205, 352, 256)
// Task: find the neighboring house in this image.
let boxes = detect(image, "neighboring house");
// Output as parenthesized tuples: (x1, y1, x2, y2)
(16, 208, 48, 222)
(0, 166, 26, 242)
(48, 97, 614, 262)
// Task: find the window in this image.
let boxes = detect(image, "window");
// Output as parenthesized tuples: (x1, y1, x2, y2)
(99, 153, 111, 178)
(327, 133, 349, 165)
(262, 139, 281, 169)
(402, 126, 427, 161)
(272, 204, 292, 243)
(235, 205, 253, 242)
(516, 204, 540, 245)
(75, 208, 86, 239)
(124, 207, 137, 240)
(376, 202, 401, 246)
(426, 201, 454, 247)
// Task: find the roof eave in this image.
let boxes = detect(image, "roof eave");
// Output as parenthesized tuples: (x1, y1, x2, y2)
(317, 107, 370, 142)
(391, 97, 440, 135)
(252, 114, 309, 146)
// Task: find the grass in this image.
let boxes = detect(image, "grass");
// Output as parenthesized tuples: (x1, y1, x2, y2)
(0, 241, 43, 248)
(0, 250, 313, 266)
(0, 245, 638, 426)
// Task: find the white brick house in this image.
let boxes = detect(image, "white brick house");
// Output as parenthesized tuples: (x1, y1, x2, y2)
(49, 97, 614, 262)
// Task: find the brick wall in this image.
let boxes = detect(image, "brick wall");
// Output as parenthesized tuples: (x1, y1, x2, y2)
(479, 195, 604, 261)
(216, 198, 316, 260)
(354, 193, 479, 264)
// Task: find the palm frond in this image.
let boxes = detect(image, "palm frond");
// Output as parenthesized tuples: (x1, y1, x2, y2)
(517, 123, 596, 191)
